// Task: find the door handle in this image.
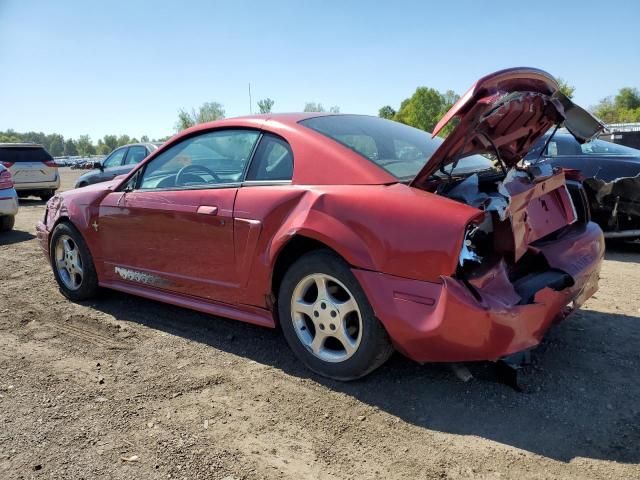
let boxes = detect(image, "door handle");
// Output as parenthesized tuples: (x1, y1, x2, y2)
(197, 205, 219, 215)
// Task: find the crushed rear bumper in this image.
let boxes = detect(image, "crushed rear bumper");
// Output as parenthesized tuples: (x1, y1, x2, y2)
(353, 221, 604, 363)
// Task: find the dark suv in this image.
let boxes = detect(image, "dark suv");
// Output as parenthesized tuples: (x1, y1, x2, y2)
(75, 143, 161, 188)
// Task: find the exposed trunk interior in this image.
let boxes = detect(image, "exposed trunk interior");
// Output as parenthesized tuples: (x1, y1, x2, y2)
(433, 165, 586, 306)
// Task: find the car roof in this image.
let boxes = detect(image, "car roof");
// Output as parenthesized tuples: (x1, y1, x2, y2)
(149, 113, 398, 186)
(180, 112, 339, 134)
(0, 143, 46, 149)
(112, 142, 162, 150)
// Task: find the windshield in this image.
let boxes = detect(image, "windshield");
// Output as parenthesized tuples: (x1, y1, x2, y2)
(300, 115, 494, 181)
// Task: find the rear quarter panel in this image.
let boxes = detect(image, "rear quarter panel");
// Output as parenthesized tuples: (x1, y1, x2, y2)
(234, 183, 480, 308)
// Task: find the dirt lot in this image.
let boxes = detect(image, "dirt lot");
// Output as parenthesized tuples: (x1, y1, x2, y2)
(1, 168, 639, 480)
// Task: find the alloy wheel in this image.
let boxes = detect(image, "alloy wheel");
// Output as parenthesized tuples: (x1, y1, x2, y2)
(54, 235, 84, 290)
(290, 273, 363, 363)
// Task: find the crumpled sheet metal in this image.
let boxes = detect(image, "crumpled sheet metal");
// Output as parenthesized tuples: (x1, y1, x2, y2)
(584, 174, 640, 218)
(447, 173, 510, 221)
(451, 167, 577, 264)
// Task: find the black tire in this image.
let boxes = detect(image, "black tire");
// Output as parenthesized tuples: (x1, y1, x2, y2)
(278, 250, 393, 380)
(39, 190, 54, 201)
(0, 215, 15, 232)
(50, 222, 99, 301)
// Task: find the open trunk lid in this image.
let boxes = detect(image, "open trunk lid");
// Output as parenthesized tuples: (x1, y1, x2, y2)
(410, 67, 605, 188)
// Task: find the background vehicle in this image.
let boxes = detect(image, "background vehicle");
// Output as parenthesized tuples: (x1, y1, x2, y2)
(75, 143, 161, 188)
(0, 143, 60, 200)
(37, 68, 605, 381)
(0, 164, 19, 231)
(526, 132, 640, 238)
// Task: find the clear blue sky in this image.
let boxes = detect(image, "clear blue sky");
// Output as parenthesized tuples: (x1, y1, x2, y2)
(1, 0, 639, 141)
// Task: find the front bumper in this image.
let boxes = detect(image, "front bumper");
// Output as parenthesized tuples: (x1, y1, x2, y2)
(0, 188, 19, 216)
(354, 222, 604, 363)
(36, 220, 51, 261)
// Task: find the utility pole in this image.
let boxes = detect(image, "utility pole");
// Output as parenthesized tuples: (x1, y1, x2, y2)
(248, 83, 252, 114)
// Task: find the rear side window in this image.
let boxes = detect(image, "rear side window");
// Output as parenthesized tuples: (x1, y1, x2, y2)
(0, 146, 52, 162)
(246, 134, 293, 181)
(300, 115, 442, 181)
(125, 146, 148, 165)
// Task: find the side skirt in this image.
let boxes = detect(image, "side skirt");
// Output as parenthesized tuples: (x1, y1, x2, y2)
(99, 280, 275, 328)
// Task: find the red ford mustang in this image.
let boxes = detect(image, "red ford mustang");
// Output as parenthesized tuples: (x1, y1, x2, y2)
(37, 68, 605, 380)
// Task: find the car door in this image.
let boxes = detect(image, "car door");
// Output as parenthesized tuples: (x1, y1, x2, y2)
(97, 129, 260, 303)
(233, 133, 295, 306)
(100, 147, 129, 182)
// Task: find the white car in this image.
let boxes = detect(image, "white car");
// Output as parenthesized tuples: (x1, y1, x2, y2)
(0, 143, 60, 200)
(0, 164, 18, 231)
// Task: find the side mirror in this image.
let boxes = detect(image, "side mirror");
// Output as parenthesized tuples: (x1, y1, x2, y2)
(94, 161, 104, 171)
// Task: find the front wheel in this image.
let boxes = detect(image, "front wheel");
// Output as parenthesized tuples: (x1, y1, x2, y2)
(39, 190, 55, 201)
(0, 215, 15, 232)
(278, 250, 393, 380)
(50, 223, 99, 301)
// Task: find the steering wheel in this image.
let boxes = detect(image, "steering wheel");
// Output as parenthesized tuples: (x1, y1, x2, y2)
(175, 164, 221, 185)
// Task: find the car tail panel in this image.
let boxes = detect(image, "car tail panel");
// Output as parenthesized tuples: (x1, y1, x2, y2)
(0, 145, 58, 185)
(0, 168, 14, 189)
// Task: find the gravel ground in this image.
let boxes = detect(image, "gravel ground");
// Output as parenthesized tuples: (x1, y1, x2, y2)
(0, 168, 639, 479)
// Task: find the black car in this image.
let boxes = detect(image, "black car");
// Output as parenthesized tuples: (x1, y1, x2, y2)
(75, 143, 161, 188)
(525, 132, 640, 239)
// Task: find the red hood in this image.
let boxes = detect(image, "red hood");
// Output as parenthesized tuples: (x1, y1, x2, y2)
(410, 67, 605, 188)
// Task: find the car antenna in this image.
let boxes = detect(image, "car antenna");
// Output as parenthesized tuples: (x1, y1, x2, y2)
(534, 124, 560, 165)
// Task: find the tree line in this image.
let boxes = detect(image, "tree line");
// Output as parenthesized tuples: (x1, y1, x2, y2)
(0, 130, 163, 157)
(3, 81, 639, 158)
(173, 99, 340, 131)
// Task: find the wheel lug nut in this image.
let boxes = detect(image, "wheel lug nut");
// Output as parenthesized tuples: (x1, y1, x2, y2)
(319, 324, 325, 330)
(320, 302, 326, 309)
(330, 311, 337, 318)
(330, 324, 336, 331)
(313, 311, 319, 317)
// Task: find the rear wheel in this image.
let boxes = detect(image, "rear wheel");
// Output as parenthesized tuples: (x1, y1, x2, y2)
(0, 215, 15, 232)
(39, 190, 54, 201)
(278, 250, 393, 380)
(50, 223, 98, 301)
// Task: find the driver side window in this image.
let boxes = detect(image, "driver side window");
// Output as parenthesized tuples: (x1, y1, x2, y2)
(139, 130, 260, 190)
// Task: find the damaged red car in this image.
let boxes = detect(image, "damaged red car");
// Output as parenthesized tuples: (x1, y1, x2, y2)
(37, 67, 605, 380)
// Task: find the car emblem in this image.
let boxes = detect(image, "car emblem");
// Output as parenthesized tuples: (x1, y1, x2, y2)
(92, 220, 99, 232)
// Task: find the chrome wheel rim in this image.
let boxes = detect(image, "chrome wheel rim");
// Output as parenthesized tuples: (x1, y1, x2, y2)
(290, 273, 363, 363)
(54, 235, 83, 290)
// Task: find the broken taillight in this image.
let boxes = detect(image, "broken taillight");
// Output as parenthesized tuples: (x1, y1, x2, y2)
(0, 169, 14, 189)
(458, 212, 492, 268)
